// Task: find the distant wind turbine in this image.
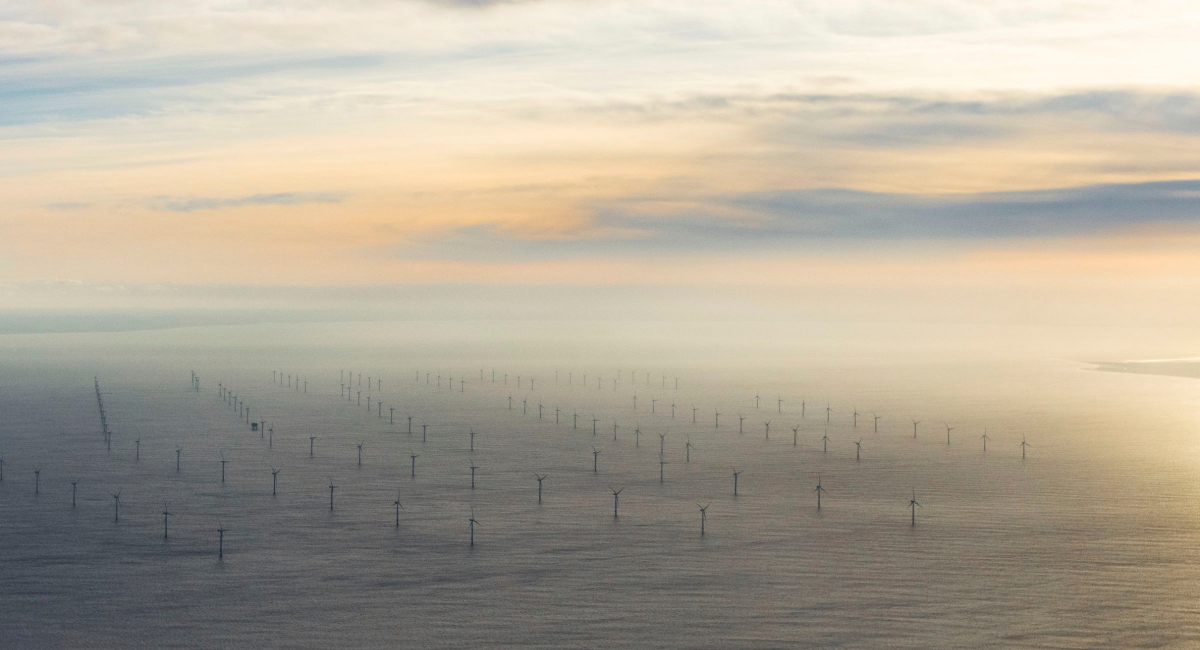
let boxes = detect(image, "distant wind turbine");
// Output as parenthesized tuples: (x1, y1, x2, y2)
(909, 489, 922, 526)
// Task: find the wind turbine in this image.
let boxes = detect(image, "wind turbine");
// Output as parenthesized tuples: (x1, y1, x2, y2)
(853, 407, 860, 428)
(872, 412, 882, 432)
(777, 396, 783, 413)
(909, 489, 922, 526)
(592, 446, 601, 472)
(612, 422, 619, 441)
(1020, 435, 1031, 459)
(698, 503, 709, 535)
(981, 429, 990, 453)
(394, 491, 404, 527)
(763, 421, 771, 439)
(854, 438, 862, 461)
(469, 427, 477, 452)
(738, 414, 745, 434)
(536, 474, 547, 503)
(658, 455, 668, 483)
(731, 468, 742, 496)
(755, 393, 760, 410)
(912, 418, 921, 439)
(112, 488, 122, 522)
(410, 452, 419, 478)
(792, 425, 799, 446)
(659, 432, 667, 455)
(714, 411, 720, 428)
(610, 486, 624, 517)
(162, 502, 174, 538)
(685, 437, 694, 462)
(945, 423, 955, 446)
(357, 442, 364, 467)
(328, 478, 337, 510)
(822, 429, 831, 453)
(815, 475, 827, 510)
(217, 521, 227, 559)
(825, 403, 833, 422)
(470, 465, 479, 489)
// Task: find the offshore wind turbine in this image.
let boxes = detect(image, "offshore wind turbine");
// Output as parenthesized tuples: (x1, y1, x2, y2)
(357, 442, 364, 467)
(825, 403, 833, 422)
(470, 465, 479, 489)
(944, 423, 955, 446)
(71, 479, 78, 506)
(912, 418, 921, 439)
(792, 425, 799, 446)
(698, 503, 709, 535)
(738, 414, 745, 435)
(778, 396, 783, 413)
(217, 521, 227, 559)
(112, 489, 122, 522)
(853, 407, 860, 428)
(731, 468, 742, 496)
(610, 486, 623, 517)
(854, 438, 862, 461)
(410, 452, 419, 478)
(685, 437, 694, 462)
(536, 474, 547, 503)
(763, 421, 771, 439)
(822, 429, 831, 453)
(162, 502, 173, 539)
(658, 455, 668, 483)
(659, 432, 667, 455)
(328, 478, 337, 510)
(271, 467, 280, 495)
(909, 489, 922, 526)
(592, 446, 601, 472)
(872, 413, 882, 432)
(815, 475, 827, 510)
(394, 491, 403, 527)
(469, 510, 481, 546)
(1020, 435, 1031, 459)
(981, 429, 990, 453)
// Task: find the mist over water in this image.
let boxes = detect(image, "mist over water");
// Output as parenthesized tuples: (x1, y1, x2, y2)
(3, 319, 1200, 648)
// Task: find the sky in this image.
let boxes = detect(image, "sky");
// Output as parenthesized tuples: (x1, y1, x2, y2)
(2, 0, 1200, 328)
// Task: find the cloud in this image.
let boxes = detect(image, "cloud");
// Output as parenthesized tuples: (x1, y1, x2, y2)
(149, 192, 347, 212)
(396, 180, 1200, 261)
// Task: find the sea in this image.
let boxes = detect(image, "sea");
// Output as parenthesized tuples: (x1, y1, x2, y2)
(2, 318, 1199, 648)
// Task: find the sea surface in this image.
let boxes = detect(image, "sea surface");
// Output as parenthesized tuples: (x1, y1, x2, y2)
(2, 320, 1199, 648)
